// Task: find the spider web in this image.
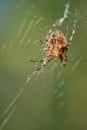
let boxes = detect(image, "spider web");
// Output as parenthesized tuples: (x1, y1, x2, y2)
(0, 1, 87, 130)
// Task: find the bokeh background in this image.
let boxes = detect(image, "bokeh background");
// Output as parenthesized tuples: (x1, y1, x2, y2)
(0, 0, 87, 130)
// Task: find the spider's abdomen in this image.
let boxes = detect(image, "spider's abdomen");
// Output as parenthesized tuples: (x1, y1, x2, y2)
(45, 29, 69, 58)
(56, 31, 66, 44)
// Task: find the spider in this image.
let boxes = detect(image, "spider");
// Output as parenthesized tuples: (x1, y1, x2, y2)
(31, 25, 75, 70)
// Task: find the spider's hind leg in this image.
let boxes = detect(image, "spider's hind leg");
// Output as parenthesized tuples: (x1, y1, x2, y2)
(30, 59, 38, 63)
(36, 57, 51, 71)
(59, 55, 66, 66)
(64, 54, 67, 61)
(30, 59, 44, 63)
(31, 58, 45, 71)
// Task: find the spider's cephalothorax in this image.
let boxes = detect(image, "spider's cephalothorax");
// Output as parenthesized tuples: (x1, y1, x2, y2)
(31, 25, 75, 70)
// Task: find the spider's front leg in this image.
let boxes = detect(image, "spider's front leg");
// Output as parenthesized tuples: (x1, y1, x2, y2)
(40, 40, 44, 44)
(68, 24, 75, 45)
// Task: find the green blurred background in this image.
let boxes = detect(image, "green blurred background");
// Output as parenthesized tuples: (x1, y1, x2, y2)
(0, 0, 87, 130)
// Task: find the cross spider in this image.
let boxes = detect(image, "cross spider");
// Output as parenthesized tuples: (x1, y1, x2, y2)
(31, 25, 75, 70)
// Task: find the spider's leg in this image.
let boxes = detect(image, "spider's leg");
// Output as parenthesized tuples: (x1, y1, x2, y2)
(35, 59, 47, 71)
(36, 66, 42, 71)
(30, 59, 39, 63)
(40, 40, 46, 51)
(64, 54, 67, 61)
(40, 40, 47, 47)
(40, 59, 44, 62)
(36, 57, 53, 71)
(62, 53, 68, 65)
(62, 59, 66, 66)
(40, 40, 44, 44)
(59, 55, 66, 66)
(41, 58, 49, 67)
(68, 24, 75, 44)
(30, 59, 44, 63)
